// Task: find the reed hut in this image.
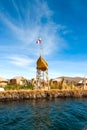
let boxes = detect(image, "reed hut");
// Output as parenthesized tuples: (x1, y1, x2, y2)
(78, 79, 87, 89)
(0, 77, 8, 87)
(10, 76, 26, 86)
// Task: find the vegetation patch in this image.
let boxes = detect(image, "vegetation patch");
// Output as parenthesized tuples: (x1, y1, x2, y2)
(5, 83, 34, 90)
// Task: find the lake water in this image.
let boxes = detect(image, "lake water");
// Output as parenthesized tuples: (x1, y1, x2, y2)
(0, 98, 87, 130)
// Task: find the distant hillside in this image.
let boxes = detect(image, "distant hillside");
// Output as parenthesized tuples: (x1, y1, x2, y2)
(55, 76, 86, 83)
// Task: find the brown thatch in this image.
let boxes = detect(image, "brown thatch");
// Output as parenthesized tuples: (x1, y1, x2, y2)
(10, 76, 26, 85)
(36, 56, 48, 71)
(0, 77, 8, 87)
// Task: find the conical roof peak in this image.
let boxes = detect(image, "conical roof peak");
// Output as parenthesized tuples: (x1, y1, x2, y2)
(36, 56, 48, 71)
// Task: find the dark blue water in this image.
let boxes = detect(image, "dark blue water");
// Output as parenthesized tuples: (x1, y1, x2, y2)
(0, 98, 87, 130)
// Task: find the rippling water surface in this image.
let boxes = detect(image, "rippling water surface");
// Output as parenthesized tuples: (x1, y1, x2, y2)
(0, 98, 87, 130)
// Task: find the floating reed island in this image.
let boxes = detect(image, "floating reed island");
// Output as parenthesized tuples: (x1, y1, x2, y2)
(0, 89, 87, 101)
(0, 75, 87, 101)
(1, 55, 87, 101)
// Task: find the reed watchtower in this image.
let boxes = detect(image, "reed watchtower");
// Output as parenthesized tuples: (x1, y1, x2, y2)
(36, 56, 49, 89)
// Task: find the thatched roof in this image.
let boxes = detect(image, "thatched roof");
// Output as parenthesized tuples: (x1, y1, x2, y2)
(12, 76, 25, 80)
(0, 77, 8, 82)
(36, 56, 48, 71)
(78, 79, 87, 84)
(52, 78, 62, 82)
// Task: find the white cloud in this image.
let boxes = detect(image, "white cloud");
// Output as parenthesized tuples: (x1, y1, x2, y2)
(9, 55, 34, 67)
(0, 0, 68, 57)
(62, 30, 72, 35)
(0, 0, 73, 79)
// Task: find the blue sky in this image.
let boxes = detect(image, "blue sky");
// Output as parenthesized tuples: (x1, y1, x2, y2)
(0, 0, 87, 79)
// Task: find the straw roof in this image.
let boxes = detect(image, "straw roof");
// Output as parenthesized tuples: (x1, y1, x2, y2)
(12, 76, 25, 80)
(36, 56, 48, 71)
(52, 78, 62, 82)
(78, 79, 87, 84)
(0, 77, 8, 82)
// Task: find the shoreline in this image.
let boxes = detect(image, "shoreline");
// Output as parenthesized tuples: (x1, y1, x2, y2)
(0, 89, 87, 101)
